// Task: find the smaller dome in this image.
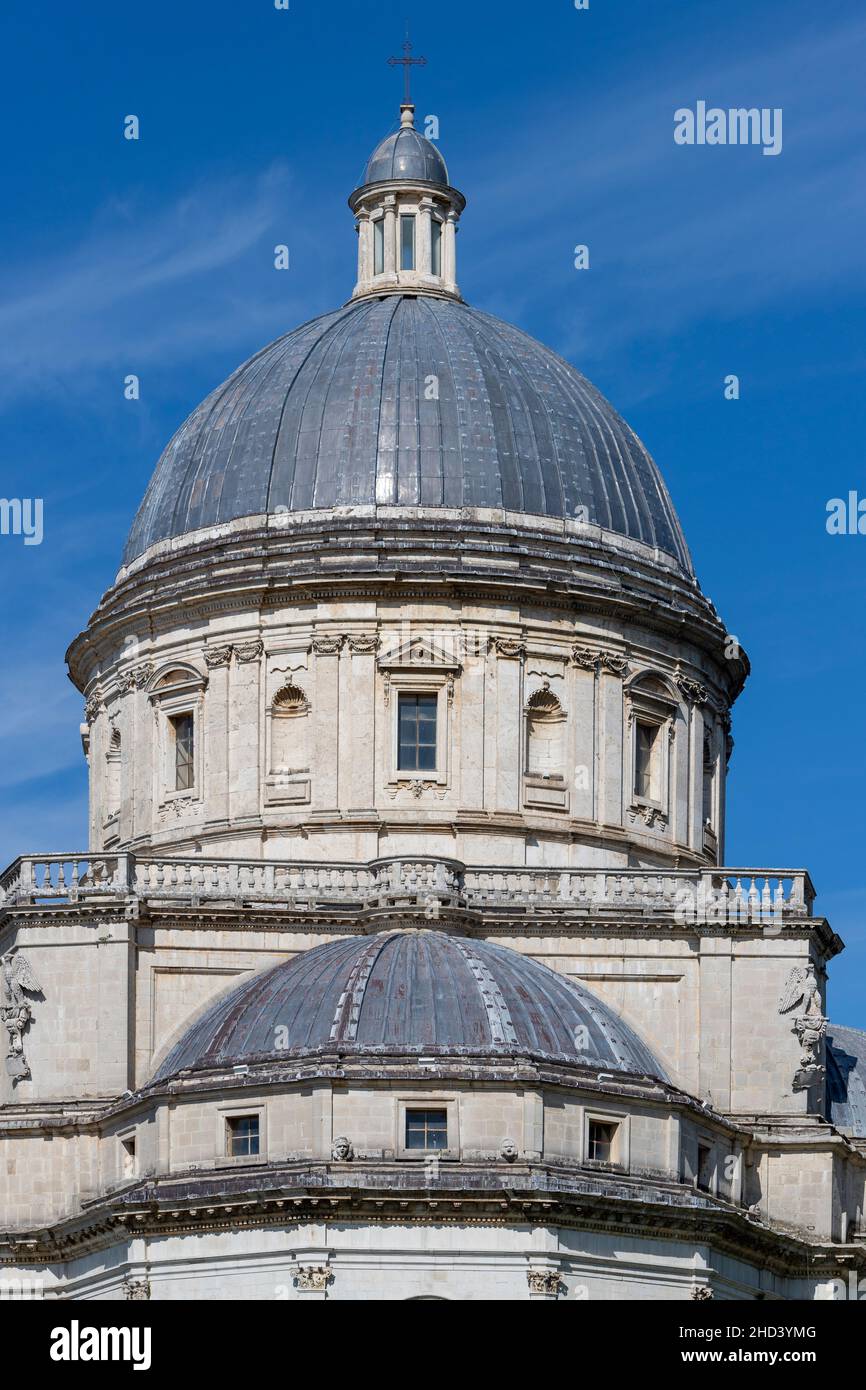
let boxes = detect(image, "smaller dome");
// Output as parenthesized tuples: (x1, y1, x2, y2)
(153, 930, 666, 1081)
(363, 121, 449, 187)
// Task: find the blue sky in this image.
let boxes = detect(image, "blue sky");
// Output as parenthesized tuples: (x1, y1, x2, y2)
(1, 0, 864, 1021)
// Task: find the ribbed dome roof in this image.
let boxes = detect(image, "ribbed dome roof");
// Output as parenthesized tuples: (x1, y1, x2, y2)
(363, 125, 449, 186)
(124, 294, 693, 573)
(153, 930, 666, 1081)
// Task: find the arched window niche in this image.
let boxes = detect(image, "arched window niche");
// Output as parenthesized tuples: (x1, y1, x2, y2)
(623, 672, 681, 832)
(523, 682, 569, 813)
(265, 683, 311, 807)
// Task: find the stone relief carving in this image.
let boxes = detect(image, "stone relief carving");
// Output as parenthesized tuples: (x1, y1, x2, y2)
(627, 805, 668, 830)
(295, 1265, 332, 1291)
(331, 1136, 354, 1161)
(234, 639, 264, 663)
(84, 692, 103, 724)
(122, 1277, 151, 1300)
(571, 647, 628, 676)
(312, 636, 344, 655)
(204, 645, 233, 668)
(690, 1285, 713, 1300)
(500, 1139, 518, 1162)
(118, 662, 155, 693)
(526, 1268, 561, 1296)
(346, 635, 379, 654)
(779, 964, 827, 1092)
(1, 950, 43, 1081)
(489, 637, 526, 658)
(676, 671, 709, 705)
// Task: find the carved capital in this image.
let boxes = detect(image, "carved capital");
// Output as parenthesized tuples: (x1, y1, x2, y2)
(526, 1268, 562, 1297)
(123, 1277, 151, 1301)
(489, 636, 526, 659)
(346, 635, 379, 655)
(312, 636, 344, 656)
(234, 640, 264, 664)
(295, 1265, 332, 1292)
(572, 646, 600, 671)
(204, 645, 233, 669)
(599, 650, 628, 677)
(690, 1285, 713, 1301)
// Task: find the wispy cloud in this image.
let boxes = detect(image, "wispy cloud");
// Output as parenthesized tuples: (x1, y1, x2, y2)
(0, 162, 318, 406)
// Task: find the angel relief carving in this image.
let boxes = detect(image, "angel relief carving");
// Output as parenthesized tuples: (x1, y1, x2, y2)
(1, 949, 42, 1081)
(779, 963, 827, 1092)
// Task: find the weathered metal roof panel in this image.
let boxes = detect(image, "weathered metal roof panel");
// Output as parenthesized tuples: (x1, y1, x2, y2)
(153, 930, 668, 1082)
(124, 295, 693, 575)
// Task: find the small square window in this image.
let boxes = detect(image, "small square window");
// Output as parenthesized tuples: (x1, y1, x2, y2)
(170, 713, 195, 791)
(587, 1119, 618, 1164)
(226, 1114, 260, 1158)
(405, 1108, 448, 1151)
(397, 693, 437, 772)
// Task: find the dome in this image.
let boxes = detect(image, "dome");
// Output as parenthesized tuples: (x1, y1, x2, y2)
(827, 1025, 866, 1136)
(153, 930, 667, 1081)
(123, 294, 692, 574)
(362, 124, 449, 187)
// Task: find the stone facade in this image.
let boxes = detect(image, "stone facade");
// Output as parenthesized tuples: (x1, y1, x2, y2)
(1, 101, 863, 1303)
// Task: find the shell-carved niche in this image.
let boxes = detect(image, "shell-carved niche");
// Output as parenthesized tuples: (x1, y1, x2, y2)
(525, 684, 566, 780)
(268, 684, 310, 777)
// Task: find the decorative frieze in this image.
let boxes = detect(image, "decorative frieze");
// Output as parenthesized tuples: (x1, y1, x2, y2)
(489, 637, 525, 659)
(312, 636, 344, 655)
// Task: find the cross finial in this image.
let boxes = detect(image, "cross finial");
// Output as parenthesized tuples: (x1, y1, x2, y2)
(387, 28, 427, 107)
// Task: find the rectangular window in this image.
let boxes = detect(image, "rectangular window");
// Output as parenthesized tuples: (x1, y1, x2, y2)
(120, 1135, 136, 1178)
(431, 218, 442, 276)
(398, 693, 437, 771)
(226, 1114, 260, 1158)
(405, 1109, 448, 1151)
(400, 214, 415, 271)
(170, 713, 194, 791)
(697, 1143, 713, 1192)
(634, 721, 658, 800)
(373, 218, 384, 275)
(587, 1119, 618, 1164)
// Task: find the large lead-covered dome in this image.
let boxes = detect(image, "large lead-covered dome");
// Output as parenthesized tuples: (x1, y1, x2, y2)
(124, 294, 693, 573)
(153, 930, 666, 1081)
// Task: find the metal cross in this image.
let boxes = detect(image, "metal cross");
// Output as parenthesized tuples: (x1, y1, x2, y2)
(388, 34, 427, 105)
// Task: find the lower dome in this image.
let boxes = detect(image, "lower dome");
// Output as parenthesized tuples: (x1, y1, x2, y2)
(154, 930, 666, 1081)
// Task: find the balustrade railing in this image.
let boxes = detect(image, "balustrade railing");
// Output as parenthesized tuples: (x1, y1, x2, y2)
(0, 851, 816, 922)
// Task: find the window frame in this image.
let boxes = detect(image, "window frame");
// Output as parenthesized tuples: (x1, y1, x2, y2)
(396, 1096, 459, 1160)
(373, 216, 385, 276)
(397, 691, 439, 773)
(583, 1108, 629, 1171)
(148, 665, 207, 811)
(430, 216, 442, 277)
(219, 1104, 266, 1165)
(400, 213, 416, 271)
